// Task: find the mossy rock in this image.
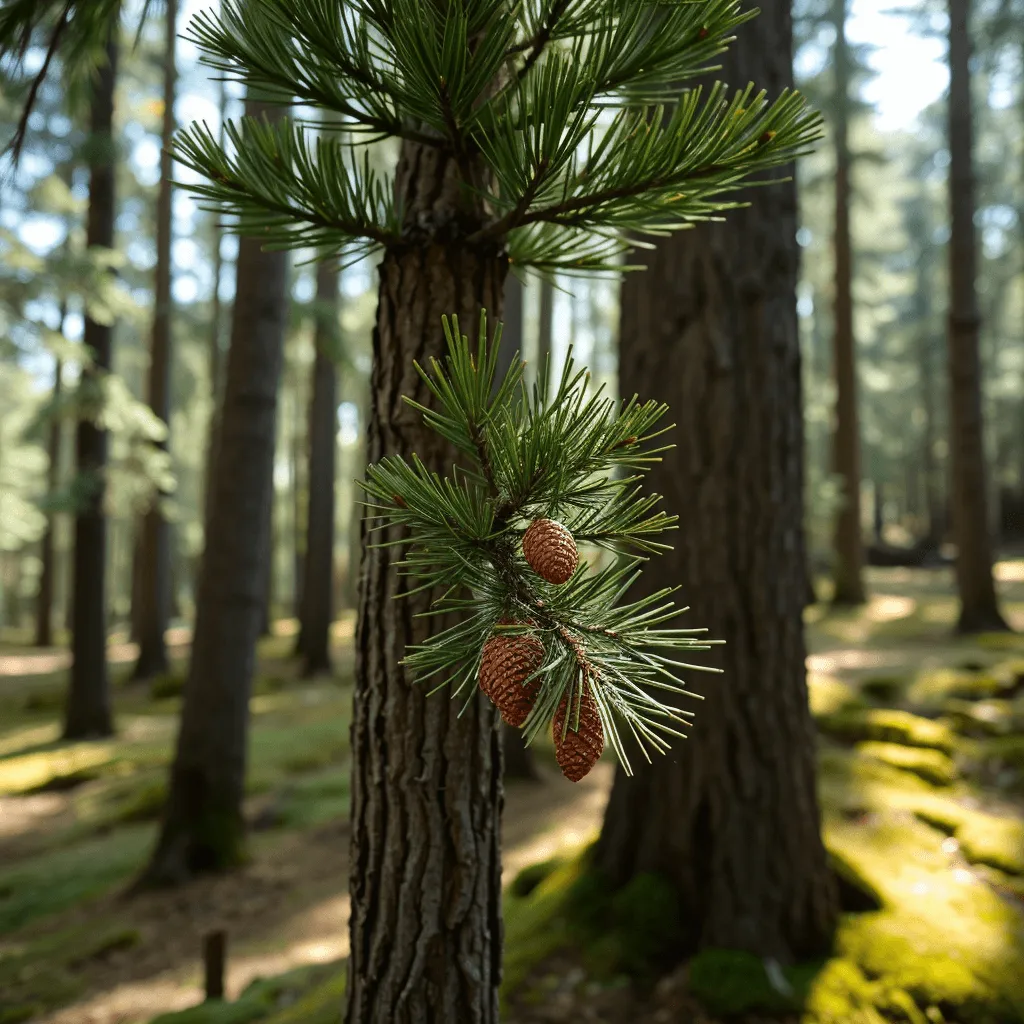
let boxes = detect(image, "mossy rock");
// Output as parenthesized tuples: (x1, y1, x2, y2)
(817, 708, 956, 754)
(687, 948, 818, 1015)
(263, 970, 345, 1024)
(963, 735, 1024, 796)
(912, 803, 1024, 876)
(856, 742, 958, 787)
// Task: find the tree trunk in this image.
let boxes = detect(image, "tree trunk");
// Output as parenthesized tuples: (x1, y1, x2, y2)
(133, 0, 177, 682)
(35, 356, 63, 648)
(536, 275, 553, 392)
(830, 0, 866, 606)
(64, 29, 118, 740)
(592, 0, 837, 963)
(291, 354, 305, 618)
(946, 0, 1009, 633)
(297, 260, 339, 677)
(346, 140, 507, 1024)
(137, 95, 290, 885)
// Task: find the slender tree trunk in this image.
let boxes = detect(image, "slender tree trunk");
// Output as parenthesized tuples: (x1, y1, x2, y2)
(297, 260, 339, 677)
(133, 0, 178, 681)
(830, 0, 866, 606)
(291, 355, 305, 618)
(946, 0, 1008, 632)
(64, 28, 119, 740)
(536, 275, 553, 393)
(346, 141, 506, 1023)
(592, 0, 837, 962)
(261, 497, 275, 636)
(138, 95, 290, 885)
(35, 356, 63, 648)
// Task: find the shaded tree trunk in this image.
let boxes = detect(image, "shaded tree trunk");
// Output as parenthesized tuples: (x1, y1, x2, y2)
(291, 354, 305, 618)
(346, 141, 506, 1023)
(592, 0, 837, 962)
(64, 29, 119, 740)
(830, 0, 866, 606)
(133, 0, 178, 681)
(296, 260, 339, 677)
(35, 355, 63, 648)
(946, 0, 1008, 632)
(138, 95, 290, 885)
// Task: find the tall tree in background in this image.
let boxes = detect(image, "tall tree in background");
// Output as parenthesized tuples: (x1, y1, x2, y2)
(828, 0, 865, 603)
(138, 95, 290, 883)
(536, 275, 553, 392)
(133, 0, 178, 681)
(946, 0, 1009, 632)
(64, 23, 120, 739)
(173, 1, 818, 1015)
(35, 354, 63, 647)
(594, 0, 838, 961)
(295, 259, 340, 677)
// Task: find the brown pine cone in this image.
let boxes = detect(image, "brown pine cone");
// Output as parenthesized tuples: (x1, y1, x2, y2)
(522, 518, 578, 585)
(479, 626, 545, 727)
(553, 681, 604, 782)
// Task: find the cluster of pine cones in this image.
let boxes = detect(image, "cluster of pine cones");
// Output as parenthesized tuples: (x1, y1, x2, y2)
(478, 518, 604, 782)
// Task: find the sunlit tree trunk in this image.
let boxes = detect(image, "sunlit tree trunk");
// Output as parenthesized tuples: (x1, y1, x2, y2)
(133, 0, 178, 681)
(346, 140, 506, 1024)
(946, 0, 1009, 632)
(592, 0, 837, 962)
(830, 0, 866, 605)
(138, 95, 291, 884)
(64, 26, 119, 740)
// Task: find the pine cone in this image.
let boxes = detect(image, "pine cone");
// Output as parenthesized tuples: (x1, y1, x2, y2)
(522, 518, 578, 585)
(553, 682, 604, 782)
(479, 626, 545, 727)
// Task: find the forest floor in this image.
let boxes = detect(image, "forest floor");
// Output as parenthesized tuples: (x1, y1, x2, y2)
(0, 563, 1022, 1024)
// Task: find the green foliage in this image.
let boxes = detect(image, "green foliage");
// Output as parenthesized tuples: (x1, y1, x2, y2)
(361, 312, 722, 772)
(168, 0, 821, 273)
(688, 949, 819, 1015)
(856, 741, 957, 787)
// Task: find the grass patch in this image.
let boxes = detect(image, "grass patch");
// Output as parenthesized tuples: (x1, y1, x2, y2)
(0, 825, 152, 933)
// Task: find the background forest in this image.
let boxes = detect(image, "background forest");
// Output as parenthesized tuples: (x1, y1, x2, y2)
(1, 0, 1024, 1023)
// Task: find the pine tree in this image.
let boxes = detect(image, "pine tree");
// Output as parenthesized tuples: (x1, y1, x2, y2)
(132, 0, 179, 681)
(946, 0, 1009, 632)
(85, 0, 814, 1014)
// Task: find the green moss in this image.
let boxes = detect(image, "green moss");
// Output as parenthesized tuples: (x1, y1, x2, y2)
(688, 948, 818, 1015)
(0, 1006, 40, 1024)
(0, 743, 115, 796)
(911, 803, 1024, 876)
(150, 673, 185, 700)
(510, 855, 568, 898)
(908, 668, 1008, 708)
(149, 962, 342, 1024)
(939, 698, 1014, 737)
(263, 969, 345, 1024)
(856, 742, 958, 786)
(817, 708, 956, 754)
(809, 674, 865, 718)
(860, 675, 907, 703)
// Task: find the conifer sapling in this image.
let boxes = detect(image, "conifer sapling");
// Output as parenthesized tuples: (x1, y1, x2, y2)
(361, 311, 724, 782)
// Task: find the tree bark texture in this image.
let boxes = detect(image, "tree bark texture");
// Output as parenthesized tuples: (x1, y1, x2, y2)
(297, 260, 340, 677)
(65, 30, 118, 740)
(346, 139, 507, 1024)
(946, 0, 1008, 632)
(133, 0, 178, 681)
(139, 96, 290, 884)
(35, 357, 63, 648)
(829, 0, 866, 606)
(592, 0, 837, 962)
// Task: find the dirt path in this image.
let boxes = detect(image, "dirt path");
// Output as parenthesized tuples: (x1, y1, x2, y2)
(33, 764, 612, 1024)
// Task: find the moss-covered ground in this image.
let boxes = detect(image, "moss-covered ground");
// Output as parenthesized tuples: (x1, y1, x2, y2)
(1, 564, 1024, 1024)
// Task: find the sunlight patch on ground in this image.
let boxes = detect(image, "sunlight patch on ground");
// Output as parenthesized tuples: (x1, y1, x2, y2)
(995, 560, 1024, 583)
(864, 595, 916, 623)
